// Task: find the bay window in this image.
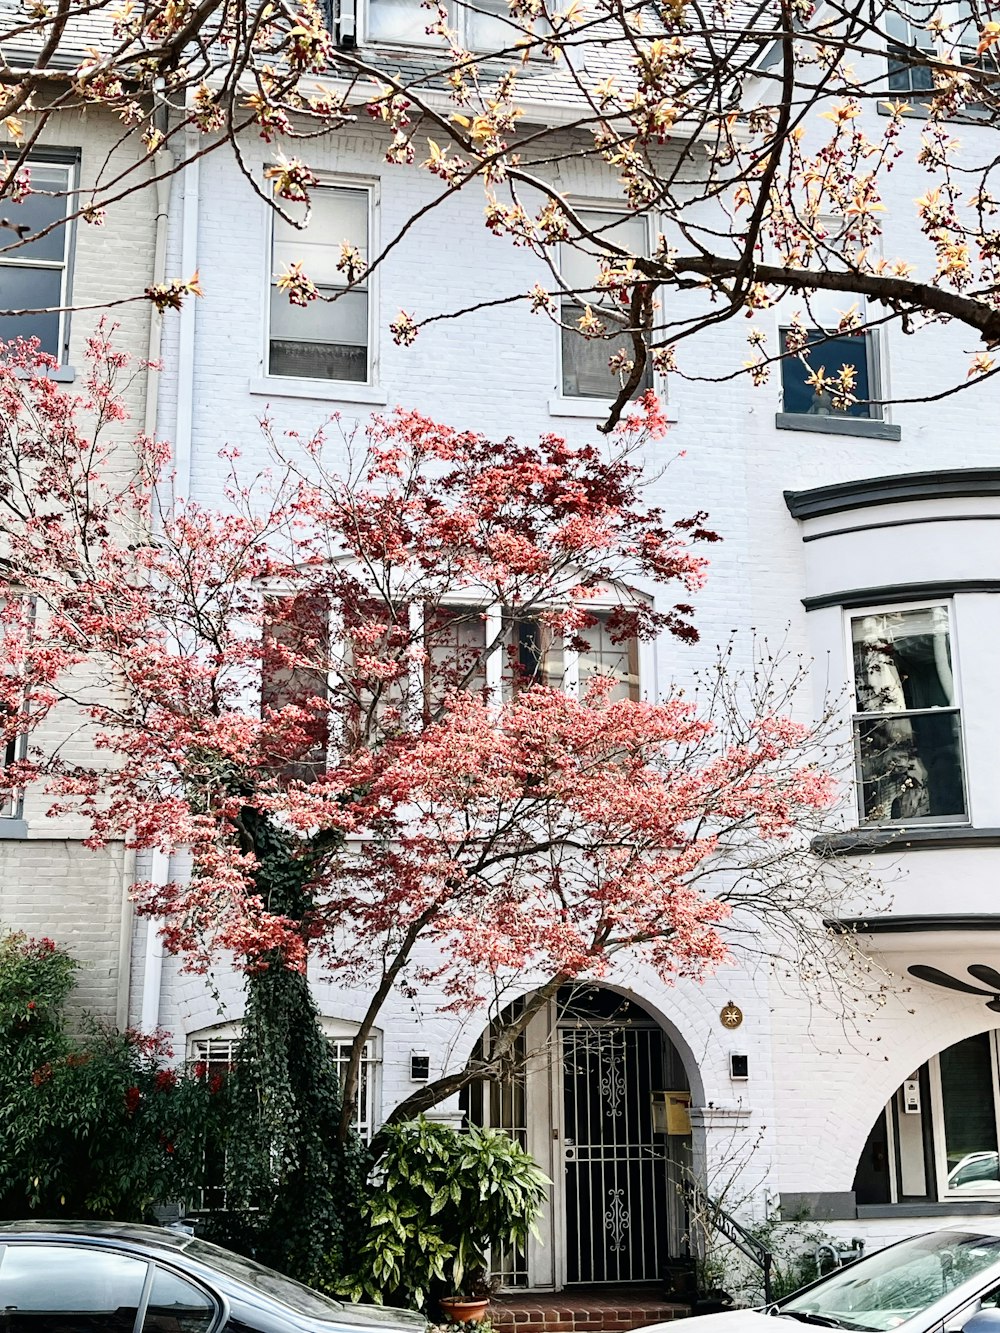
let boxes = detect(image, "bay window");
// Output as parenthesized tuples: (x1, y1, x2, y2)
(559, 210, 654, 402)
(268, 183, 372, 383)
(849, 603, 967, 825)
(0, 159, 74, 361)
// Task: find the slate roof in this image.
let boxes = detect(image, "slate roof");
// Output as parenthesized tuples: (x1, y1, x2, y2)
(0, 0, 779, 121)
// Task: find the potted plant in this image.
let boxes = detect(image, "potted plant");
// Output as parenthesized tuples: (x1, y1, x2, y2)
(339, 1117, 549, 1314)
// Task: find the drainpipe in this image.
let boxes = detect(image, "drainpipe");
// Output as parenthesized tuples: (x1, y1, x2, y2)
(141, 849, 172, 1033)
(174, 134, 199, 497)
(115, 148, 175, 1032)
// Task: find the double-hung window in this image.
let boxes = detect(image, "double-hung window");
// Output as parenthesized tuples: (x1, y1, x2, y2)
(0, 160, 74, 361)
(559, 210, 654, 402)
(849, 603, 967, 825)
(367, 0, 515, 49)
(269, 183, 372, 383)
(886, 0, 1000, 92)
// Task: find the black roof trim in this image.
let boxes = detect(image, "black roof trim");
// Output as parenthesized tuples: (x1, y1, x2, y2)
(802, 579, 1000, 611)
(828, 914, 1000, 935)
(785, 468, 1000, 519)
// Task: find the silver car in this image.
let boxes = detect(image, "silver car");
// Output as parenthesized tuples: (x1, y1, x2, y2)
(642, 1224, 1000, 1333)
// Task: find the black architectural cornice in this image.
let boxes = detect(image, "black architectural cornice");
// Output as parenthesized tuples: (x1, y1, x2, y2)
(784, 468, 1000, 520)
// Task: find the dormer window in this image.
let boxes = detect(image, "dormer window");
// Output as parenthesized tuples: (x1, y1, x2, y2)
(367, 0, 514, 49)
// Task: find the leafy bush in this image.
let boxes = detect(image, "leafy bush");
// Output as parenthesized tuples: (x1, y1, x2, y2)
(0, 932, 228, 1219)
(338, 1117, 549, 1309)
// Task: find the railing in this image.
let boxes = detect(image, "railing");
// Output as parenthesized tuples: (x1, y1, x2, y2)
(685, 1179, 775, 1306)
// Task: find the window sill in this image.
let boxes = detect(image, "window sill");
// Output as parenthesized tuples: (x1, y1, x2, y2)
(549, 396, 678, 422)
(857, 1200, 1000, 1217)
(248, 377, 389, 406)
(814, 824, 995, 856)
(14, 365, 76, 384)
(775, 412, 901, 441)
(0, 819, 28, 839)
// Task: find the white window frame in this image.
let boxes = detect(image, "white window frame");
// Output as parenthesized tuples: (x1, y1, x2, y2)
(778, 325, 885, 422)
(186, 1019, 382, 1211)
(262, 174, 379, 391)
(0, 158, 75, 365)
(550, 203, 666, 418)
(363, 0, 519, 50)
(928, 1033, 1000, 1202)
(844, 599, 969, 828)
(885, 0, 995, 92)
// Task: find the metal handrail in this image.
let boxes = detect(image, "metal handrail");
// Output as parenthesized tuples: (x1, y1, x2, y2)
(685, 1179, 775, 1306)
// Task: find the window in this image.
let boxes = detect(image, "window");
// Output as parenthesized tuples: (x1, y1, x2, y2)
(188, 1027, 379, 1211)
(780, 328, 878, 419)
(886, 0, 1000, 92)
(261, 593, 330, 781)
(576, 611, 639, 702)
(501, 614, 564, 696)
(269, 183, 371, 382)
(425, 606, 488, 713)
(0, 591, 30, 821)
(876, 1034, 1000, 1203)
(849, 604, 966, 825)
(144, 1266, 216, 1333)
(0, 1243, 147, 1332)
(559, 210, 654, 401)
(0, 160, 74, 361)
(367, 0, 516, 49)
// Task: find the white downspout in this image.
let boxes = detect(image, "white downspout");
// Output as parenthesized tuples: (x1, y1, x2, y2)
(116, 152, 176, 1032)
(174, 135, 199, 497)
(141, 848, 172, 1033)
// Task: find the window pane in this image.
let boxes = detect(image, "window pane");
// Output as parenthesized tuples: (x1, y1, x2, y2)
(780, 329, 873, 417)
(501, 617, 564, 696)
(269, 287, 368, 381)
(0, 1244, 146, 1332)
(273, 187, 369, 287)
(0, 264, 63, 356)
(144, 1267, 215, 1333)
(561, 302, 653, 400)
(941, 1034, 1000, 1191)
(368, 0, 447, 43)
(466, 0, 513, 48)
(561, 211, 649, 293)
(856, 711, 965, 822)
(426, 606, 488, 711)
(0, 165, 70, 263)
(852, 607, 955, 713)
(261, 594, 330, 781)
(577, 612, 639, 703)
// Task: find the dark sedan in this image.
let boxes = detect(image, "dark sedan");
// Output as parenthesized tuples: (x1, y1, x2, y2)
(0, 1219, 427, 1333)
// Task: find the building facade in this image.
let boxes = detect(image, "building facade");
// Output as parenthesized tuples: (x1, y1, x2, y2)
(0, 109, 163, 1023)
(4, 1, 1000, 1292)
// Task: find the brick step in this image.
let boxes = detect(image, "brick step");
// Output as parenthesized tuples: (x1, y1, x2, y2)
(492, 1290, 691, 1333)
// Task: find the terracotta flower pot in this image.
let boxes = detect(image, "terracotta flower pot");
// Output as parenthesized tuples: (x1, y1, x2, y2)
(439, 1296, 491, 1323)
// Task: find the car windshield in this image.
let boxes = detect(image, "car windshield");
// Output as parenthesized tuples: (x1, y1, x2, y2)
(780, 1232, 1000, 1332)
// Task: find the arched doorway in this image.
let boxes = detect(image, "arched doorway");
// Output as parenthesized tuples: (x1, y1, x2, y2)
(462, 983, 693, 1290)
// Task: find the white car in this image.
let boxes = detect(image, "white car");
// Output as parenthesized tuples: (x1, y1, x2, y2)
(642, 1224, 1000, 1333)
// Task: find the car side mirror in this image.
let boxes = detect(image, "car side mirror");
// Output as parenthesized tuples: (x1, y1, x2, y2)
(962, 1311, 1000, 1333)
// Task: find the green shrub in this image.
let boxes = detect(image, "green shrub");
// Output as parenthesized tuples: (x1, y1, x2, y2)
(338, 1117, 549, 1309)
(0, 931, 228, 1220)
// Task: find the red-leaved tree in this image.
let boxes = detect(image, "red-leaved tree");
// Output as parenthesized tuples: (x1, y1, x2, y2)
(0, 330, 846, 1200)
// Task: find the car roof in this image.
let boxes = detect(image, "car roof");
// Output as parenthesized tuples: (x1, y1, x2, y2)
(0, 1219, 194, 1251)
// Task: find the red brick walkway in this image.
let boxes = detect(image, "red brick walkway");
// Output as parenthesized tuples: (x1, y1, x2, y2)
(492, 1287, 690, 1333)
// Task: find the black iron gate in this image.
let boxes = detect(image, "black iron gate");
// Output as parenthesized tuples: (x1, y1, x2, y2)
(562, 1021, 670, 1283)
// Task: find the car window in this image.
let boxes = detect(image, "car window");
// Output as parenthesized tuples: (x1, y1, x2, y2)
(0, 1242, 148, 1332)
(781, 1232, 1000, 1332)
(142, 1265, 216, 1333)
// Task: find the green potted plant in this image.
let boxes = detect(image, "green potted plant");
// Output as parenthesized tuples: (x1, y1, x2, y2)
(339, 1116, 549, 1315)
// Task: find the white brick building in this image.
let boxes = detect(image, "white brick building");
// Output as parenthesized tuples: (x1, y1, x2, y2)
(0, 110, 161, 1023)
(6, 5, 1000, 1292)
